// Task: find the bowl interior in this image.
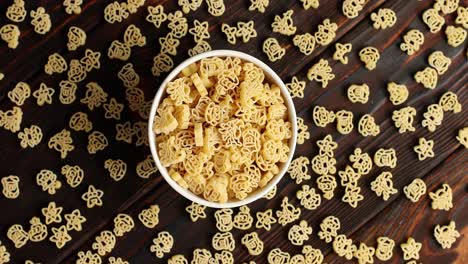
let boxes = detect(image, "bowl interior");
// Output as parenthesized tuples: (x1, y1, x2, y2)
(148, 50, 297, 208)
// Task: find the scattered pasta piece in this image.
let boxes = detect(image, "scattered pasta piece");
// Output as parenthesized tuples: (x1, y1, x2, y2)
(63, 0, 83, 15)
(249, 0, 269, 13)
(314, 19, 337, 45)
(61, 165, 84, 188)
(81, 185, 104, 208)
(77, 251, 101, 264)
(33, 83, 55, 106)
(317, 174, 337, 200)
(375, 236, 394, 261)
(422, 7, 445, 33)
(67, 60, 87, 83)
(36, 169, 61, 195)
(0, 106, 23, 133)
(359, 46, 380, 70)
(178, 0, 202, 13)
(168, 255, 188, 264)
(59, 80, 78, 104)
(167, 11, 188, 38)
(387, 82, 408, 105)
(358, 114, 380, 137)
(455, 6, 468, 28)
(403, 178, 426, 202)
(45, 53, 68, 75)
(236, 21, 257, 43)
(241, 232, 263, 256)
(296, 117, 310, 144)
(48, 129, 74, 159)
(104, 159, 127, 182)
(212, 232, 235, 251)
(333, 43, 352, 64)
(307, 59, 335, 88)
(186, 202, 206, 222)
(332, 234, 356, 260)
(28, 217, 47, 242)
(103, 98, 124, 120)
(233, 206, 254, 230)
(293, 33, 316, 55)
(108, 257, 129, 264)
(445, 25, 467, 47)
(42, 201, 63, 225)
(347, 84, 369, 104)
(268, 248, 290, 264)
(456, 127, 468, 148)
(370, 8, 397, 29)
(286, 77, 306, 98)
(342, 0, 365, 18)
(439, 91, 462, 113)
(151, 53, 174, 76)
(255, 209, 276, 231)
(1, 175, 20, 199)
(349, 148, 372, 175)
(312, 106, 335, 127)
(221, 24, 238, 45)
(413, 137, 435, 161)
(434, 221, 460, 249)
(0, 24, 20, 49)
(146, 5, 167, 28)
(17, 125, 42, 149)
(150, 231, 174, 258)
(400, 237, 422, 261)
(288, 156, 310, 184)
(104, 1, 129, 23)
(318, 216, 340, 243)
(138, 204, 160, 228)
(422, 104, 444, 132)
(64, 209, 86, 232)
(434, 0, 459, 14)
(206, 0, 226, 17)
(392, 106, 416, 133)
(429, 183, 453, 211)
(67, 26, 86, 51)
(6, 0, 26, 22)
(30, 7, 52, 35)
(276, 197, 301, 226)
(374, 148, 397, 168)
(214, 209, 234, 232)
(272, 10, 296, 36)
(336, 110, 353, 134)
(263, 38, 285, 62)
(189, 19, 210, 43)
(8, 82, 31, 106)
(49, 225, 71, 249)
(288, 220, 312, 246)
(263, 185, 277, 200)
(415, 67, 438, 89)
(299, 0, 319, 10)
(92, 230, 116, 256)
(296, 185, 321, 210)
(342, 184, 364, 208)
(400, 29, 424, 55)
(87, 131, 108, 154)
(353, 242, 375, 264)
(7, 224, 29, 248)
(370, 171, 398, 201)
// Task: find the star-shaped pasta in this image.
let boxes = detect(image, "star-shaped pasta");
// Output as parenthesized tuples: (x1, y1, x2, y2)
(255, 209, 277, 231)
(103, 98, 124, 120)
(49, 225, 71, 249)
(400, 237, 422, 261)
(64, 209, 86, 231)
(42, 201, 63, 225)
(185, 202, 206, 222)
(414, 137, 435, 161)
(146, 5, 167, 28)
(285, 76, 306, 98)
(81, 185, 104, 208)
(189, 19, 210, 42)
(80, 49, 101, 72)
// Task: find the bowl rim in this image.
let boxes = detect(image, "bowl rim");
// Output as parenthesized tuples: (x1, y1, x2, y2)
(148, 49, 297, 208)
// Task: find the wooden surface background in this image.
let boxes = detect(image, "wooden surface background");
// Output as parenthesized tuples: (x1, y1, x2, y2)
(0, 0, 467, 263)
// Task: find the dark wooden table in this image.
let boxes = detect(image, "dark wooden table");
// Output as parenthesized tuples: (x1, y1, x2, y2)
(0, 0, 466, 263)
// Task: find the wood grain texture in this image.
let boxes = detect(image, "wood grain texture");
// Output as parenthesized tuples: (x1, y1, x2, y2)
(0, 0, 466, 263)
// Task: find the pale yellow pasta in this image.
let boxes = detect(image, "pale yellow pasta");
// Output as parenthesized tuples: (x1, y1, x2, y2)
(434, 0, 459, 14)
(138, 204, 160, 228)
(64, 209, 86, 232)
(81, 185, 104, 208)
(413, 137, 434, 161)
(422, 104, 444, 132)
(67, 59, 87, 83)
(104, 1, 129, 23)
(359, 46, 380, 70)
(314, 19, 337, 45)
(49, 225, 71, 249)
(286, 76, 306, 98)
(0, 106, 23, 133)
(81, 82, 108, 110)
(335, 110, 353, 135)
(374, 148, 397, 168)
(342, 0, 365, 18)
(33, 83, 55, 106)
(212, 232, 235, 251)
(429, 183, 453, 211)
(59, 80, 78, 104)
(347, 83, 369, 104)
(150, 231, 173, 258)
(375, 237, 394, 261)
(236, 21, 257, 43)
(17, 125, 42, 149)
(189, 19, 210, 42)
(400, 29, 424, 55)
(67, 26, 86, 51)
(434, 221, 460, 249)
(400, 237, 422, 261)
(423, 7, 445, 33)
(8, 82, 31, 106)
(87, 131, 108, 154)
(455, 6, 468, 28)
(92, 230, 116, 256)
(108, 40, 131, 61)
(353, 242, 375, 264)
(0, 24, 20, 49)
(0, 241, 10, 263)
(318, 215, 340, 243)
(288, 220, 312, 246)
(44, 53, 68, 75)
(332, 234, 356, 260)
(255, 209, 276, 231)
(233, 206, 253, 230)
(61, 165, 84, 188)
(63, 0, 83, 15)
(299, 0, 319, 9)
(333, 43, 352, 64)
(104, 159, 127, 182)
(307, 59, 335, 88)
(358, 114, 380, 137)
(146, 5, 167, 28)
(263, 38, 285, 62)
(370, 171, 397, 201)
(206, 0, 225, 17)
(1, 175, 20, 199)
(30, 7, 52, 35)
(241, 232, 263, 256)
(267, 248, 290, 264)
(312, 105, 335, 127)
(28, 216, 47, 242)
(276, 197, 301, 226)
(293, 33, 316, 55)
(271, 10, 296, 36)
(392, 106, 416, 133)
(41, 201, 63, 225)
(48, 129, 74, 159)
(456, 127, 468, 148)
(445, 25, 467, 47)
(36, 169, 61, 195)
(403, 178, 426, 202)
(76, 251, 101, 264)
(439, 91, 462, 113)
(249, 0, 269, 13)
(370, 8, 397, 29)
(6, 0, 26, 22)
(387, 82, 408, 105)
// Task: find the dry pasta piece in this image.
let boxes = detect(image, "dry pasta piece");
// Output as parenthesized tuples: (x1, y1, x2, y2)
(333, 42, 352, 64)
(268, 248, 290, 264)
(297, 117, 310, 144)
(136, 154, 158, 178)
(118, 63, 140, 88)
(80, 49, 101, 72)
(347, 84, 369, 104)
(299, 0, 319, 9)
(316, 134, 338, 157)
(33, 83, 55, 106)
(0, 24, 20, 49)
(353, 242, 375, 264)
(104, 1, 129, 23)
(189, 19, 210, 42)
(64, 209, 86, 232)
(59, 80, 77, 104)
(0, 242, 10, 263)
(188, 40, 212, 56)
(206, 0, 225, 16)
(429, 183, 453, 211)
(400, 29, 424, 55)
(338, 165, 360, 187)
(292, 33, 316, 55)
(359, 47, 380, 70)
(108, 40, 131, 61)
(271, 10, 296, 36)
(255, 209, 276, 231)
(335, 110, 353, 134)
(317, 174, 336, 200)
(288, 220, 312, 246)
(370, 8, 397, 29)
(81, 185, 104, 208)
(422, 104, 444, 132)
(28, 216, 48, 242)
(311, 153, 336, 176)
(375, 236, 394, 261)
(104, 159, 127, 182)
(276, 197, 301, 226)
(236, 21, 257, 43)
(221, 24, 238, 44)
(150, 231, 173, 258)
(285, 76, 306, 98)
(212, 232, 235, 251)
(403, 178, 426, 202)
(186, 202, 206, 222)
(167, 255, 188, 264)
(249, 0, 269, 13)
(103, 98, 124, 120)
(63, 0, 83, 15)
(159, 33, 180, 55)
(241, 232, 263, 256)
(167, 11, 188, 38)
(332, 234, 356, 260)
(413, 137, 434, 161)
(87, 131, 108, 154)
(30, 7, 52, 35)
(8, 82, 31, 106)
(233, 206, 254, 230)
(17, 125, 42, 148)
(415, 67, 438, 89)
(392, 106, 416, 133)
(318, 216, 340, 243)
(124, 24, 146, 48)
(1, 175, 20, 199)
(263, 38, 285, 62)
(92, 230, 115, 256)
(69, 112, 92, 132)
(307, 59, 334, 88)
(81, 82, 108, 110)
(6, 0, 26, 22)
(45, 53, 68, 75)
(456, 127, 468, 148)
(178, 0, 202, 14)
(138, 204, 160, 228)
(374, 148, 397, 168)
(0, 106, 23, 133)
(36, 169, 61, 195)
(349, 148, 372, 175)
(314, 19, 338, 45)
(455, 6, 468, 28)
(422, 7, 445, 33)
(400, 237, 422, 261)
(445, 25, 467, 47)
(116, 121, 136, 143)
(342, 0, 365, 18)
(67, 60, 87, 83)
(7, 224, 29, 248)
(108, 257, 129, 264)
(387, 82, 408, 105)
(48, 129, 74, 159)
(358, 114, 380, 137)
(370, 171, 398, 201)
(42, 201, 63, 225)
(61, 165, 84, 188)
(67, 26, 86, 51)
(296, 185, 321, 210)
(76, 251, 101, 264)
(313, 106, 335, 127)
(434, 0, 459, 14)
(434, 221, 460, 249)
(287, 156, 310, 184)
(342, 185, 364, 208)
(49, 225, 71, 249)
(146, 5, 167, 28)
(439, 91, 462, 113)
(215, 209, 234, 232)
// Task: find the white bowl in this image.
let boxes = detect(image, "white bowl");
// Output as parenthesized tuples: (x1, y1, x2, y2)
(148, 50, 297, 208)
